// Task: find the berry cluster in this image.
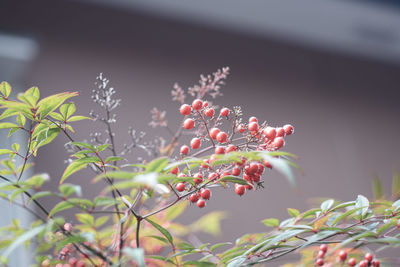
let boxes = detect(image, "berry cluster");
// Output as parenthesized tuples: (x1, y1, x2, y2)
(314, 244, 380, 267)
(173, 98, 294, 208)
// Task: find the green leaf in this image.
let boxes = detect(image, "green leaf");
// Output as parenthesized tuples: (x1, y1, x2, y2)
(191, 211, 227, 236)
(218, 176, 248, 185)
(36, 92, 79, 119)
(146, 157, 169, 173)
(145, 218, 174, 247)
(28, 191, 54, 204)
(66, 115, 92, 122)
(320, 199, 335, 213)
(18, 87, 40, 107)
(0, 122, 19, 129)
(105, 156, 124, 163)
(373, 174, 384, 199)
(2, 225, 46, 258)
(0, 81, 12, 98)
(96, 144, 110, 152)
(48, 202, 75, 217)
(261, 153, 296, 187)
(48, 112, 64, 121)
(16, 114, 25, 127)
(0, 149, 13, 155)
(287, 208, 300, 218)
(95, 216, 109, 227)
(61, 157, 100, 184)
(210, 242, 231, 252)
(331, 206, 366, 226)
(33, 128, 60, 154)
(55, 235, 86, 251)
(262, 218, 279, 227)
(59, 102, 76, 120)
(0, 108, 19, 121)
(59, 183, 82, 197)
(392, 199, 400, 212)
(355, 195, 369, 218)
(76, 213, 94, 226)
(226, 257, 246, 267)
(70, 142, 95, 151)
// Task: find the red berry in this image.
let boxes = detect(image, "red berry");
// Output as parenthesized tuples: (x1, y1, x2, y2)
(231, 167, 241, 176)
(235, 184, 245, 196)
(245, 184, 253, 190)
(189, 193, 199, 203)
(263, 127, 276, 140)
(203, 101, 209, 107)
(248, 122, 259, 132)
(318, 250, 326, 258)
(339, 250, 348, 262)
(257, 163, 264, 174)
(364, 253, 373, 262)
(359, 260, 368, 267)
(252, 173, 260, 183)
(372, 260, 380, 267)
(183, 118, 195, 130)
(170, 167, 179, 175)
(192, 99, 203, 110)
(180, 145, 189, 155)
(348, 258, 356, 266)
(263, 160, 273, 169)
(216, 131, 228, 143)
(249, 116, 258, 123)
(215, 146, 225, 154)
(200, 188, 211, 199)
(178, 173, 187, 178)
(179, 104, 192, 116)
(209, 128, 220, 139)
(63, 223, 72, 231)
(190, 138, 201, 149)
(276, 127, 285, 137)
(221, 171, 230, 177)
(201, 159, 210, 168)
(316, 258, 324, 266)
(237, 124, 246, 133)
(204, 108, 215, 117)
(272, 137, 285, 149)
(193, 173, 203, 184)
(175, 182, 185, 192)
(208, 172, 218, 180)
(319, 244, 328, 253)
(249, 162, 259, 174)
(68, 258, 78, 265)
(220, 107, 230, 117)
(283, 124, 294, 135)
(76, 261, 86, 267)
(196, 199, 206, 208)
(225, 144, 236, 153)
(243, 173, 252, 182)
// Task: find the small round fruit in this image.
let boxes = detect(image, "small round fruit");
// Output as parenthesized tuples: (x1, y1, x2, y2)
(215, 146, 225, 154)
(372, 260, 380, 267)
(276, 127, 285, 137)
(364, 253, 373, 262)
(192, 99, 203, 110)
(203, 101, 209, 107)
(196, 199, 206, 208)
(249, 162, 259, 174)
(208, 172, 218, 180)
(272, 137, 285, 149)
(179, 104, 191, 116)
(263, 127, 276, 140)
(190, 138, 201, 149)
(283, 124, 294, 135)
(216, 131, 228, 143)
(235, 184, 245, 196)
(170, 167, 179, 175)
(189, 193, 199, 203)
(63, 223, 72, 231)
(245, 184, 253, 190)
(220, 107, 230, 117)
(76, 261, 86, 267)
(338, 250, 347, 262)
(359, 260, 368, 267)
(204, 108, 215, 117)
(232, 167, 241, 176)
(180, 145, 189, 155)
(316, 258, 324, 266)
(249, 116, 258, 123)
(193, 173, 203, 184)
(263, 160, 272, 169)
(68, 258, 78, 265)
(209, 127, 220, 139)
(183, 118, 195, 130)
(237, 124, 246, 133)
(319, 244, 328, 253)
(200, 188, 211, 200)
(225, 144, 236, 153)
(175, 182, 185, 192)
(248, 122, 259, 132)
(348, 258, 356, 266)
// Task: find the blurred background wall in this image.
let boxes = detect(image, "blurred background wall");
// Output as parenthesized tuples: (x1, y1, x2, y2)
(1, 0, 400, 265)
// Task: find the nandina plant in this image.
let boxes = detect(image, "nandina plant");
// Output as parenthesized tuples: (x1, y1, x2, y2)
(0, 68, 399, 267)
